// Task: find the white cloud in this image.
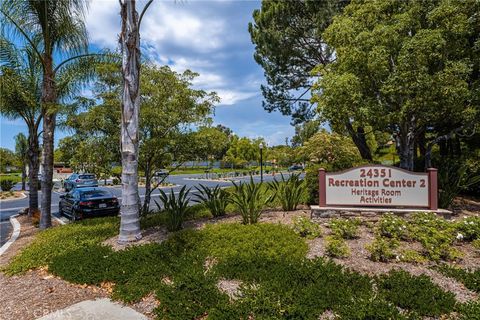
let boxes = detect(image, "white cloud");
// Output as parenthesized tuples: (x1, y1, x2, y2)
(215, 89, 258, 106)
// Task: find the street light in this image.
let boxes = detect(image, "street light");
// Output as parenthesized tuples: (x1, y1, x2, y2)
(259, 143, 264, 183)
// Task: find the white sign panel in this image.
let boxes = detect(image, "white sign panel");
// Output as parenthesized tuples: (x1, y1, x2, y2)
(325, 166, 429, 207)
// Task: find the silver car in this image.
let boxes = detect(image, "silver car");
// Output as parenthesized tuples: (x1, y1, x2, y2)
(64, 173, 98, 191)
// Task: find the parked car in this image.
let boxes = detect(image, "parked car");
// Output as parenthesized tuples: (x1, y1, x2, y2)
(59, 187, 119, 221)
(288, 165, 304, 172)
(64, 173, 98, 191)
(154, 170, 169, 177)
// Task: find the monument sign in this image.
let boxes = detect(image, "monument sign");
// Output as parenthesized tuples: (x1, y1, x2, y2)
(318, 165, 438, 210)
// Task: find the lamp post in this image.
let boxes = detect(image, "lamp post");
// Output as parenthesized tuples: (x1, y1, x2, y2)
(259, 143, 264, 183)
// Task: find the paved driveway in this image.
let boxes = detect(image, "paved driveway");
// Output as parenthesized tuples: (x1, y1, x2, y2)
(0, 172, 300, 246)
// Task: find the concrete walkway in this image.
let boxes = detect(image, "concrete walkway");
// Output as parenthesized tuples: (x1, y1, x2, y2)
(38, 298, 148, 320)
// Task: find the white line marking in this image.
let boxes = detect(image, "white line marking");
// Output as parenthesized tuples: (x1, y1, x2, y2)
(0, 204, 58, 213)
(0, 214, 21, 256)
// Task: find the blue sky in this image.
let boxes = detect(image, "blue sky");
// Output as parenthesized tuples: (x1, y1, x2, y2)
(0, 0, 295, 150)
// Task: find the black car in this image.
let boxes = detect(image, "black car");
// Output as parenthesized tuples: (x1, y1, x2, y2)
(288, 164, 304, 172)
(59, 187, 120, 221)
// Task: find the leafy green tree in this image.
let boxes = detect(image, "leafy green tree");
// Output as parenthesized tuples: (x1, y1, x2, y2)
(314, 0, 479, 170)
(194, 126, 230, 165)
(224, 136, 266, 169)
(1, 0, 103, 228)
(63, 63, 218, 215)
(0, 148, 18, 173)
(299, 129, 363, 170)
(291, 120, 320, 147)
(248, 0, 374, 160)
(138, 65, 217, 214)
(14, 133, 28, 190)
(268, 145, 295, 168)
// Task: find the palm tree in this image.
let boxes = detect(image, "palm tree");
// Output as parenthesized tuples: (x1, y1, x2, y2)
(1, 0, 101, 228)
(118, 0, 153, 242)
(1, 38, 42, 212)
(14, 133, 29, 190)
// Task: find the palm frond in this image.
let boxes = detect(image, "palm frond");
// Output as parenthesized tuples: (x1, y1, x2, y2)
(55, 52, 118, 102)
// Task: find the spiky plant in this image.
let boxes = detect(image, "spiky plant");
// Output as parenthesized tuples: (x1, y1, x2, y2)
(155, 186, 191, 232)
(230, 177, 273, 224)
(193, 185, 230, 217)
(268, 173, 304, 211)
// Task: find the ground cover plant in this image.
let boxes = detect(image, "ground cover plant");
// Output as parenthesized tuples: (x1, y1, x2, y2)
(4, 210, 480, 319)
(292, 216, 322, 239)
(435, 265, 480, 294)
(329, 217, 361, 239)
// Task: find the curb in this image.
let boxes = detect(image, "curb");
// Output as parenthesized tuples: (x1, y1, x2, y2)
(0, 214, 21, 256)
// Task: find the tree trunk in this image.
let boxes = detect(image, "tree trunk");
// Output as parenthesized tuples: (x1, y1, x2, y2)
(345, 121, 373, 160)
(27, 131, 40, 217)
(142, 166, 151, 215)
(40, 55, 56, 229)
(21, 165, 26, 191)
(118, 0, 142, 243)
(396, 117, 416, 171)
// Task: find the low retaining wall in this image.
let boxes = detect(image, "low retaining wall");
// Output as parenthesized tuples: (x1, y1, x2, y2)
(310, 205, 452, 220)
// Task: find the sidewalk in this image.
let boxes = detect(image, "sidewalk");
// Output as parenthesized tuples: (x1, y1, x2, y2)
(38, 299, 148, 320)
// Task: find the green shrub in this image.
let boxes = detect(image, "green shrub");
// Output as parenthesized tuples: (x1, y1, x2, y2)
(455, 216, 480, 241)
(435, 265, 480, 293)
(473, 239, 480, 251)
(112, 178, 120, 185)
(335, 297, 407, 320)
(366, 237, 399, 262)
(267, 173, 304, 211)
(49, 245, 118, 284)
(397, 249, 427, 264)
(438, 160, 480, 208)
(457, 301, 480, 320)
(377, 213, 409, 239)
(0, 179, 15, 191)
(329, 218, 361, 239)
(304, 164, 321, 205)
(325, 236, 350, 258)
(230, 177, 273, 224)
(292, 216, 322, 239)
(193, 184, 230, 217)
(378, 270, 457, 317)
(408, 212, 460, 261)
(5, 216, 119, 274)
(155, 186, 191, 231)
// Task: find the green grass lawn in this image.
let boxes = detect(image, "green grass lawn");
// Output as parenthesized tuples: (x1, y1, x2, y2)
(168, 166, 283, 175)
(0, 173, 22, 183)
(4, 211, 479, 319)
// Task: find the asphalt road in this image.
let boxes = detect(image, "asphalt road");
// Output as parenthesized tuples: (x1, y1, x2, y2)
(0, 172, 297, 246)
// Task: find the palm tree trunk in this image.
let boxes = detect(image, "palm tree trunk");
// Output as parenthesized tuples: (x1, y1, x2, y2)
(21, 165, 26, 190)
(118, 0, 142, 243)
(27, 129, 40, 216)
(40, 55, 56, 229)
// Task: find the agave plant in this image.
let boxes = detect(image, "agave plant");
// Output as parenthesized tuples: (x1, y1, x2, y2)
(155, 186, 191, 231)
(230, 177, 273, 224)
(267, 173, 305, 211)
(193, 184, 230, 217)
